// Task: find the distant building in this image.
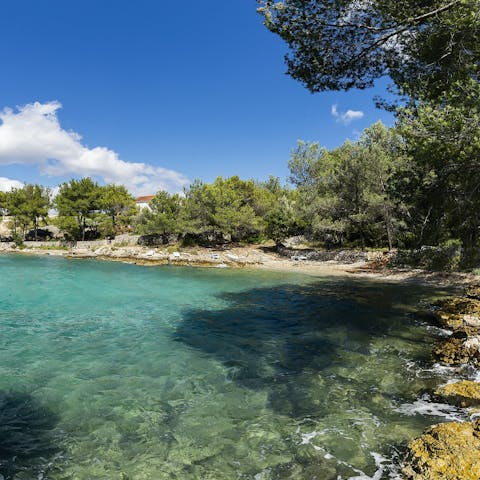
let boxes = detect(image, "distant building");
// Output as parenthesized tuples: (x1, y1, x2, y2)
(135, 195, 156, 210)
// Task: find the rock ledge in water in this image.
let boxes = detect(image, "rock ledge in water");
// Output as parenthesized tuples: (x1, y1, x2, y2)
(434, 297, 480, 330)
(402, 419, 480, 480)
(435, 380, 480, 407)
(433, 334, 480, 365)
(465, 285, 480, 300)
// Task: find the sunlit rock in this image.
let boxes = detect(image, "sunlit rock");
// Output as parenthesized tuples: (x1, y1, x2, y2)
(435, 380, 480, 408)
(434, 297, 480, 330)
(402, 420, 480, 480)
(465, 285, 480, 300)
(433, 333, 480, 365)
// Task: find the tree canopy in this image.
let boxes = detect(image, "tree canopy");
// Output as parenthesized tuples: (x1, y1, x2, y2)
(257, 0, 480, 100)
(289, 122, 406, 248)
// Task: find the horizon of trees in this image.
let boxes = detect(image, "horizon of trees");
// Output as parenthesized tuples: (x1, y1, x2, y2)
(0, 117, 478, 266)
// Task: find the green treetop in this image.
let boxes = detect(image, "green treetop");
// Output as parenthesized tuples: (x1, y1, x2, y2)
(21, 184, 51, 240)
(136, 191, 183, 236)
(99, 184, 137, 234)
(54, 178, 102, 241)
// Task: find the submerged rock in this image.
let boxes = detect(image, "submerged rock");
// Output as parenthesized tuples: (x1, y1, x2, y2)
(402, 419, 480, 480)
(435, 380, 480, 408)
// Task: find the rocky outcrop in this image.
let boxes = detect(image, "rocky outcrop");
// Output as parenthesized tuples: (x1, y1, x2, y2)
(432, 293, 480, 365)
(403, 287, 480, 479)
(402, 420, 480, 480)
(465, 284, 480, 301)
(433, 332, 480, 365)
(435, 380, 480, 408)
(433, 297, 480, 330)
(276, 246, 373, 264)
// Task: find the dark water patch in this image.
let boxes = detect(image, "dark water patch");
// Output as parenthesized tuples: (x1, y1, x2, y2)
(0, 391, 60, 479)
(175, 279, 449, 415)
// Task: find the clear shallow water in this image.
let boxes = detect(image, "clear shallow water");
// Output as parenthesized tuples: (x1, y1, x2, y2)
(0, 254, 457, 479)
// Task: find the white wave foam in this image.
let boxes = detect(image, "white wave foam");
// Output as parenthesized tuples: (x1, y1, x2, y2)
(395, 394, 464, 422)
(347, 452, 390, 480)
(425, 325, 453, 337)
(300, 430, 321, 445)
(471, 367, 480, 382)
(405, 361, 475, 382)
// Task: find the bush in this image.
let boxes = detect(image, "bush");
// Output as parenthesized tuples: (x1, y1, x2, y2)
(392, 240, 463, 271)
(12, 233, 24, 248)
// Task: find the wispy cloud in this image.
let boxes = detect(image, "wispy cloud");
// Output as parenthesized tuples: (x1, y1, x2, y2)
(331, 104, 364, 125)
(0, 101, 190, 195)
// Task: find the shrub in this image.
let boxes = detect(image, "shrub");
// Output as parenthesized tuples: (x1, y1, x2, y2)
(391, 240, 463, 271)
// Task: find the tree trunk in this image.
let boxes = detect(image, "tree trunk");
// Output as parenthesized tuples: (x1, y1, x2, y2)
(384, 206, 393, 250)
(359, 224, 366, 251)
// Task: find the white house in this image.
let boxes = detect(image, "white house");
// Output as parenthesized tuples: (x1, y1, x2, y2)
(135, 195, 155, 211)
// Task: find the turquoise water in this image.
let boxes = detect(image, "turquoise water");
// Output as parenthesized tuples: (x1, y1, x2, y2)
(0, 255, 456, 479)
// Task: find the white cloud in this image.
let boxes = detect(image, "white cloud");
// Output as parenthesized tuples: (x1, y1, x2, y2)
(0, 101, 190, 195)
(0, 177, 24, 192)
(331, 104, 364, 125)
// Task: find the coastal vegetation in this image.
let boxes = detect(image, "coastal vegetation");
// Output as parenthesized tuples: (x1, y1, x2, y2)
(0, 110, 478, 270)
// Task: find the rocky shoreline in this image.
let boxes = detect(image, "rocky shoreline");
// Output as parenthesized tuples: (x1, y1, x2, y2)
(1, 241, 477, 286)
(402, 285, 480, 479)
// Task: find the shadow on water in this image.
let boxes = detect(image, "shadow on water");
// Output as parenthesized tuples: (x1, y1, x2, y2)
(174, 278, 449, 418)
(0, 391, 59, 479)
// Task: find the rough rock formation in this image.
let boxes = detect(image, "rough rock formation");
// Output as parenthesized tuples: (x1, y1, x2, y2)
(402, 419, 480, 480)
(435, 380, 480, 408)
(433, 333, 480, 365)
(465, 285, 480, 301)
(434, 297, 480, 330)
(432, 294, 480, 365)
(403, 287, 480, 479)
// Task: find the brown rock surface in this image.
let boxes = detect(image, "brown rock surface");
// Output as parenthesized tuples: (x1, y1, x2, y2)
(402, 419, 480, 480)
(434, 297, 480, 329)
(466, 285, 480, 300)
(435, 380, 480, 407)
(433, 331, 480, 365)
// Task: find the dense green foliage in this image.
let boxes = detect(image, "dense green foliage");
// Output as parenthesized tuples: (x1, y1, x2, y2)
(135, 176, 297, 244)
(1, 185, 50, 239)
(53, 179, 138, 240)
(99, 184, 137, 236)
(136, 191, 182, 236)
(289, 123, 406, 248)
(255, 0, 480, 266)
(257, 0, 480, 100)
(0, 181, 137, 241)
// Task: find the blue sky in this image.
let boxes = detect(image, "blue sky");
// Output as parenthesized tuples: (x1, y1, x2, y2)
(0, 0, 395, 194)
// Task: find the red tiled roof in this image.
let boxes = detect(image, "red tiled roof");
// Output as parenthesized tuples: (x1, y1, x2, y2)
(135, 195, 155, 203)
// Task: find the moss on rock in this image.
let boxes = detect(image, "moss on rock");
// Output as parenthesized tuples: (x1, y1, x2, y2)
(434, 297, 480, 330)
(465, 285, 480, 301)
(433, 334, 480, 365)
(402, 419, 480, 480)
(435, 380, 480, 408)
